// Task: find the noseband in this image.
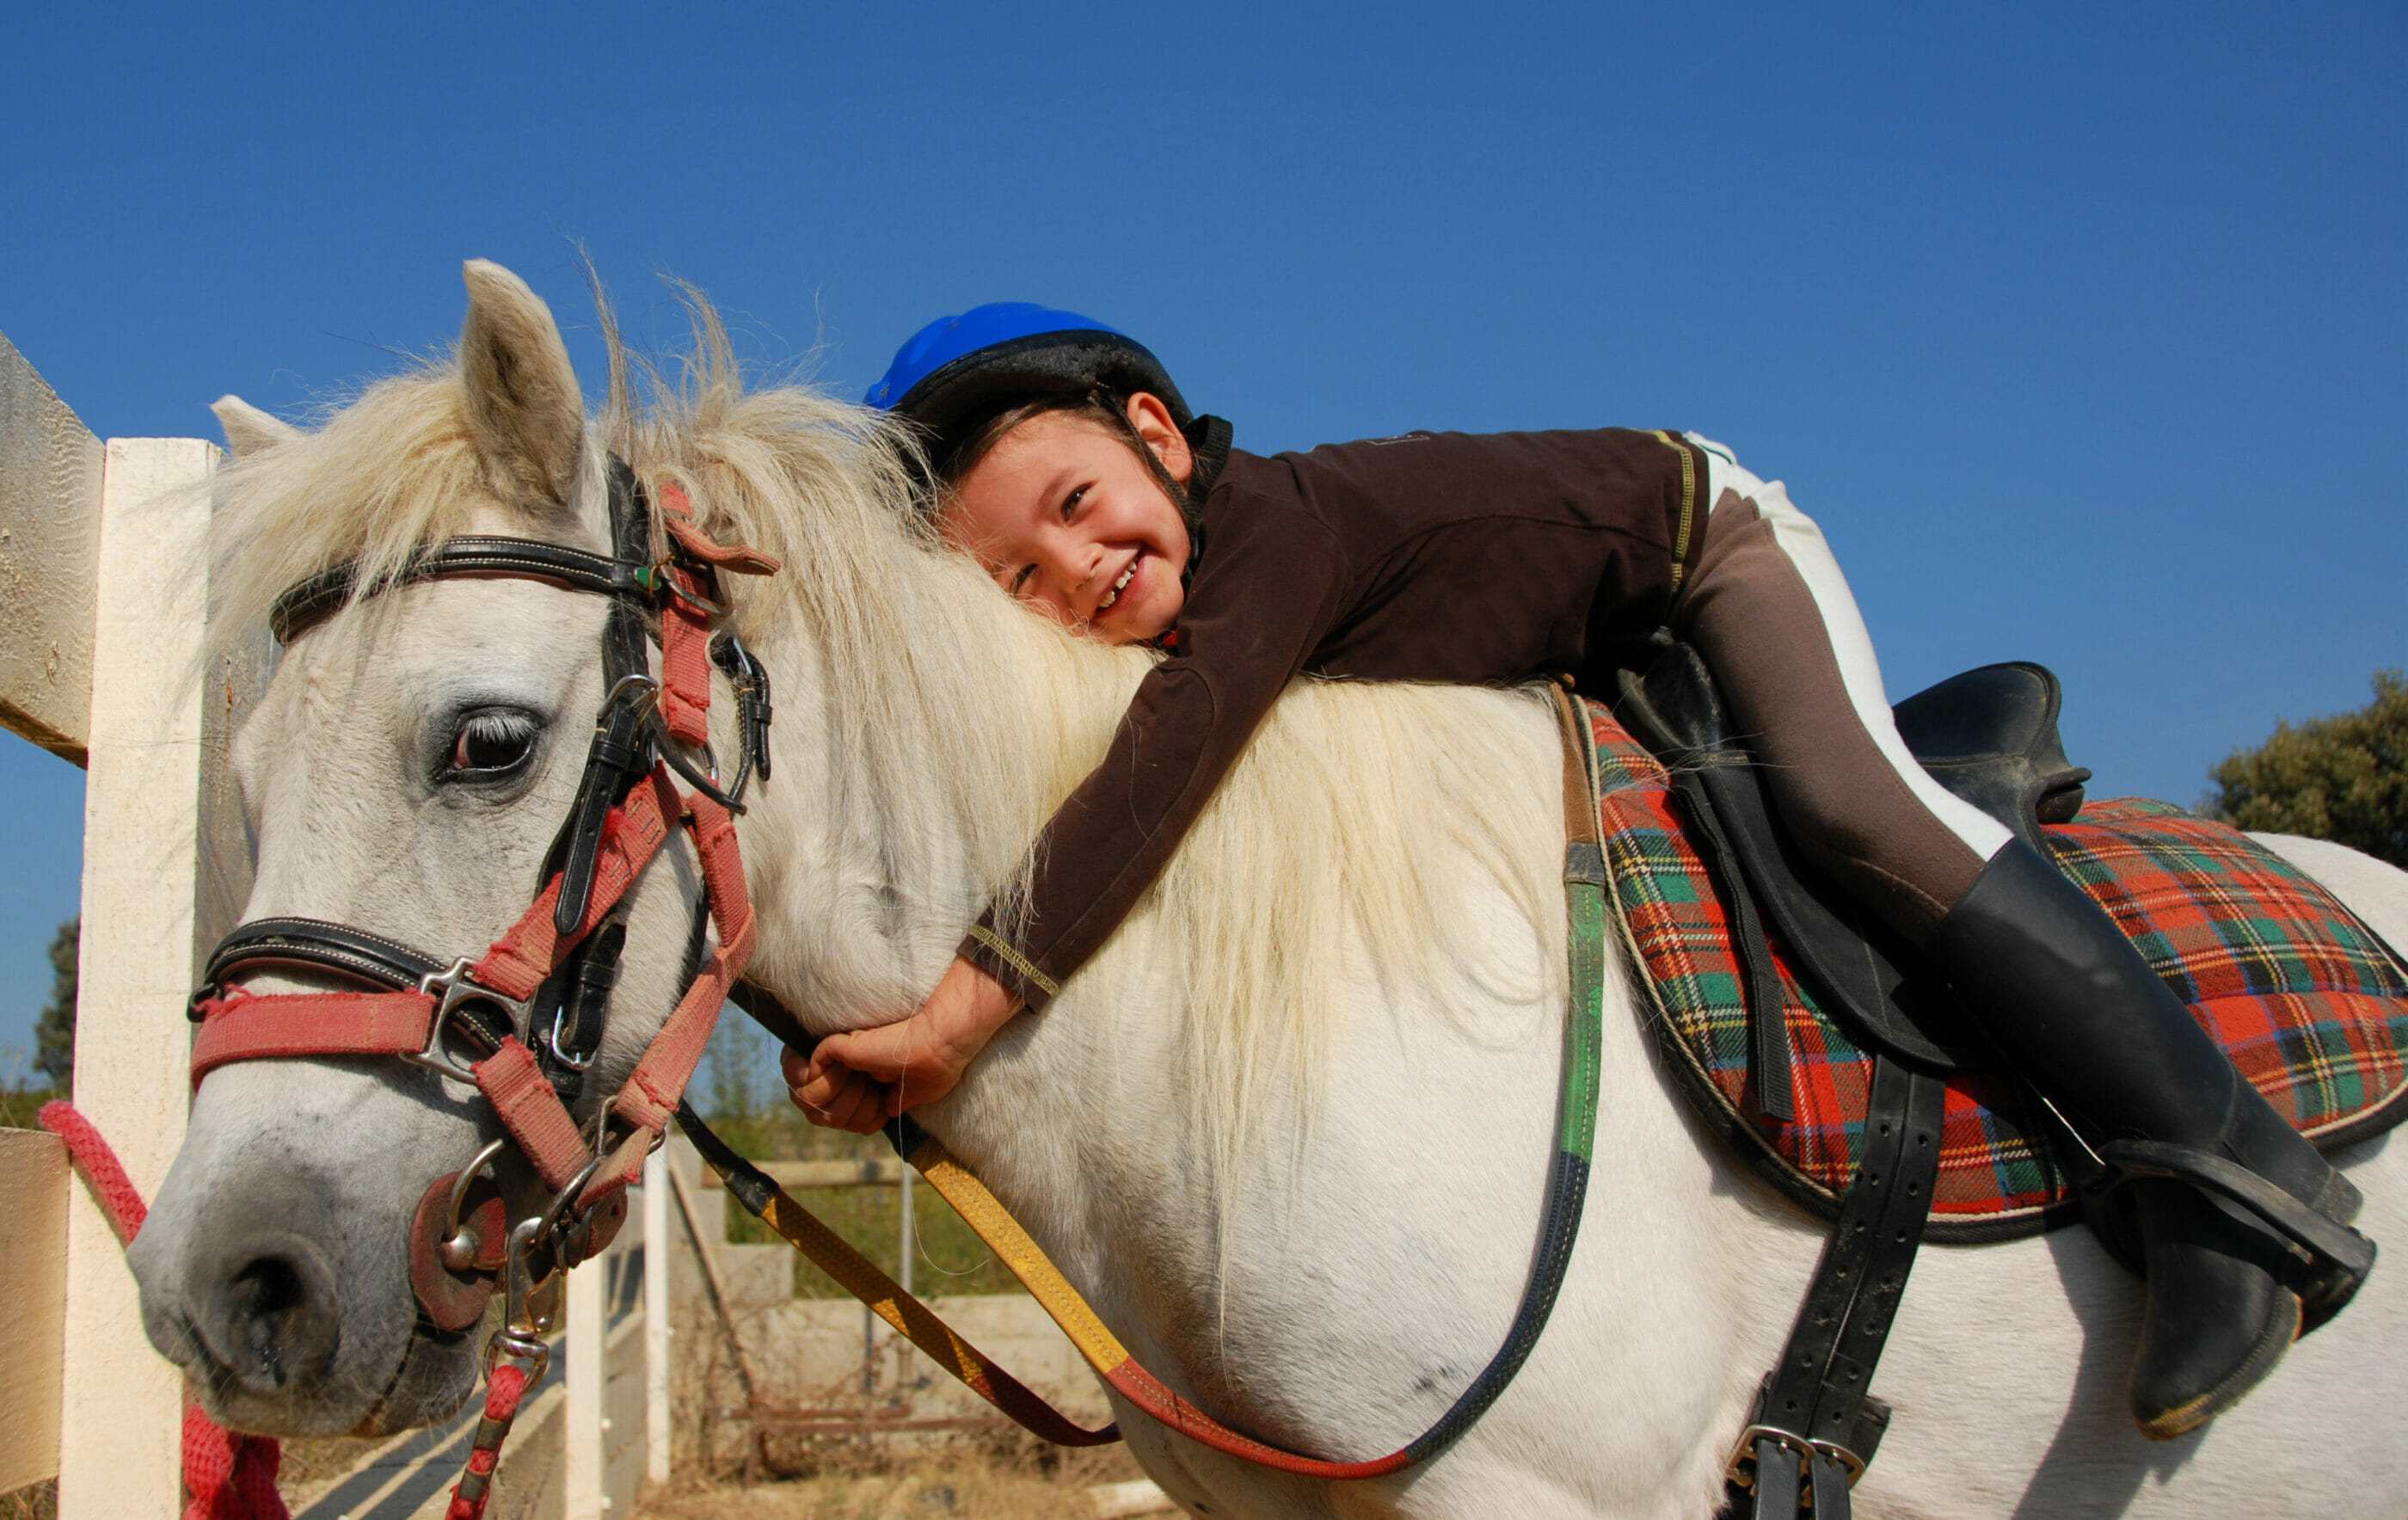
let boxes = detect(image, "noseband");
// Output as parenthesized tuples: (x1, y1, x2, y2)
(187, 459, 779, 1339)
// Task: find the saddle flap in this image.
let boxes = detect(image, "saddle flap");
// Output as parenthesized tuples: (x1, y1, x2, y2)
(1610, 643, 1992, 1070)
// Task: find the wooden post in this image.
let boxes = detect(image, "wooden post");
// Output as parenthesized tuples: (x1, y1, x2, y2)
(0, 330, 101, 764)
(0, 1129, 68, 1495)
(643, 1148, 672, 1486)
(566, 1257, 605, 1518)
(57, 439, 219, 1520)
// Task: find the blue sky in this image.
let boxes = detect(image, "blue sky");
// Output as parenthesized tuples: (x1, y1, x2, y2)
(0, 3, 2400, 1062)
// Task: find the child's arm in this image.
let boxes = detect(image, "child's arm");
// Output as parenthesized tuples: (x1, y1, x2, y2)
(955, 495, 1348, 1010)
(783, 956, 1020, 1133)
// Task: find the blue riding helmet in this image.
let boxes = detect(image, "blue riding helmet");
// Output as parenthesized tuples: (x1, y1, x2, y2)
(864, 303, 1193, 465)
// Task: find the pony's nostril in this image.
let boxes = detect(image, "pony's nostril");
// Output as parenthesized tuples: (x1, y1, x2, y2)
(202, 1240, 341, 1395)
(231, 1258, 305, 1377)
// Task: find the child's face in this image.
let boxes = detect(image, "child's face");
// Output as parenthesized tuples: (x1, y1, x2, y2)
(941, 397, 1194, 643)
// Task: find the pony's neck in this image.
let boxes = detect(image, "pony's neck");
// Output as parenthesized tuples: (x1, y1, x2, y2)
(732, 539, 1150, 1031)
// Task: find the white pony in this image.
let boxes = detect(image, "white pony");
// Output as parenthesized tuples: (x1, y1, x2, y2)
(128, 262, 2408, 1518)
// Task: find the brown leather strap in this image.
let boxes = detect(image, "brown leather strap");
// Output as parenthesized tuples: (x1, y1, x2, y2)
(1551, 682, 1601, 851)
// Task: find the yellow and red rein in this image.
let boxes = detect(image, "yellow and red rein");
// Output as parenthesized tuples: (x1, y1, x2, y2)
(686, 689, 1608, 1480)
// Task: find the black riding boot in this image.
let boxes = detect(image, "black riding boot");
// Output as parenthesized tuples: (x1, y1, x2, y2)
(1925, 840, 2374, 1439)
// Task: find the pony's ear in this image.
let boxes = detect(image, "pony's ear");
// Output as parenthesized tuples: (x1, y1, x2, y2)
(212, 395, 301, 457)
(458, 260, 584, 510)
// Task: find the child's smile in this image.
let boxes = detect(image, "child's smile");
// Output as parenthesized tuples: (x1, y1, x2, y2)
(940, 400, 1194, 644)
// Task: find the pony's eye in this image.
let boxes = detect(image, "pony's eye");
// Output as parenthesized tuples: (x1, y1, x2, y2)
(447, 710, 538, 777)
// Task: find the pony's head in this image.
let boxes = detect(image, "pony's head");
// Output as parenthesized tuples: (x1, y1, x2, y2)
(128, 262, 754, 1434)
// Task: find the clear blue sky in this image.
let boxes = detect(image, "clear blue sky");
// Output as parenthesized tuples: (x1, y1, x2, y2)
(0, 3, 2400, 1063)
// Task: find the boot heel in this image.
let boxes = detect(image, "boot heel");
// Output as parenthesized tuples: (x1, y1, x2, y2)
(2128, 1181, 2304, 1440)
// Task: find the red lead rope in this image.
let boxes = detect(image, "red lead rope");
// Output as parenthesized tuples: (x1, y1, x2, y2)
(39, 1101, 292, 1520)
(442, 1363, 530, 1520)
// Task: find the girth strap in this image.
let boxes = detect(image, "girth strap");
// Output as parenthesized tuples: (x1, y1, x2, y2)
(1730, 1056, 1947, 1519)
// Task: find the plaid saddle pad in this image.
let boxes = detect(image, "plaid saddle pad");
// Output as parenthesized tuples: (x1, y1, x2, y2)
(1586, 700, 2408, 1240)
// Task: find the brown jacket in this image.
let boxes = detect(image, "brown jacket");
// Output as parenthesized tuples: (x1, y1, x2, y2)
(961, 425, 1710, 1007)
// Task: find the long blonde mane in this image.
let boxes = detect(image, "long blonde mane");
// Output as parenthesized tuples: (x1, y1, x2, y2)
(206, 287, 1567, 1208)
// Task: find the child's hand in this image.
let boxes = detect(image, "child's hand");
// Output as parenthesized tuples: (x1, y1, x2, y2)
(783, 957, 1020, 1134)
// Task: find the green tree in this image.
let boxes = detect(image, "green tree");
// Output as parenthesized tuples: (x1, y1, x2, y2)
(2206, 671, 2408, 866)
(34, 917, 77, 1090)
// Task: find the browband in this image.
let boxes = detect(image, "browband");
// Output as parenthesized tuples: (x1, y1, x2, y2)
(270, 536, 656, 643)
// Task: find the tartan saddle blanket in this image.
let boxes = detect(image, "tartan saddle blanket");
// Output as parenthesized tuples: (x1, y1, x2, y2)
(1583, 700, 2408, 1242)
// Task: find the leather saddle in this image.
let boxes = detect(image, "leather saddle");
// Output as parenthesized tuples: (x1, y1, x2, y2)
(1607, 638, 2092, 1108)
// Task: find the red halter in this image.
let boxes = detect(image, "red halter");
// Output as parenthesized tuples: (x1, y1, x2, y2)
(189, 466, 777, 1292)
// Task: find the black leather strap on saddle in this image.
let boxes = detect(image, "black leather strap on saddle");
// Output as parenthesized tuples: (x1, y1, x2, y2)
(1632, 715, 1799, 1121)
(1727, 1057, 1948, 1520)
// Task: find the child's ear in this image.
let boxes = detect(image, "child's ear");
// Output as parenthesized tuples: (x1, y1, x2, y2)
(1125, 392, 1194, 483)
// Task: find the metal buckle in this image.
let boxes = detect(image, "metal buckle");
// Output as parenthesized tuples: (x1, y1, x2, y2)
(537, 1145, 612, 1272)
(484, 1215, 559, 1383)
(1726, 1425, 1804, 1494)
(602, 671, 660, 712)
(1724, 1425, 1865, 1494)
(407, 959, 534, 1082)
(1810, 1440, 1868, 1486)
(647, 566, 727, 618)
(547, 1000, 599, 1072)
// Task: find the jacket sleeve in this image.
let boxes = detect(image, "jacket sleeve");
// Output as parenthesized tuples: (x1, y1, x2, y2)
(959, 495, 1347, 1009)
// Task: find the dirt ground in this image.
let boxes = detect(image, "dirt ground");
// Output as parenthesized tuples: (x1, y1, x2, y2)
(630, 1437, 1161, 1520)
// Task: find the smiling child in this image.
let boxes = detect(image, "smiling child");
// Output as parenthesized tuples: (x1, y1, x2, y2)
(783, 302, 2366, 1437)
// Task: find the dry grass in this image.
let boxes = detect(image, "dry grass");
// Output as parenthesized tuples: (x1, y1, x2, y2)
(633, 1434, 1152, 1520)
(0, 1480, 53, 1520)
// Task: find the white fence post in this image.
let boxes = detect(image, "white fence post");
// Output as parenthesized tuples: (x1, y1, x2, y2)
(644, 1148, 672, 1486)
(57, 438, 219, 1520)
(0, 1129, 68, 1496)
(567, 1257, 605, 1518)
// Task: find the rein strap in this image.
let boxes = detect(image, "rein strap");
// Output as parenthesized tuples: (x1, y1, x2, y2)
(698, 685, 1611, 1478)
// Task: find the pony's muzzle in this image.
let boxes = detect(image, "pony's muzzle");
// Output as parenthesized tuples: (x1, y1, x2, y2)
(192, 1227, 342, 1397)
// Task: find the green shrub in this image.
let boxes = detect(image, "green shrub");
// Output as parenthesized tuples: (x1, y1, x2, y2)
(2206, 670, 2408, 865)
